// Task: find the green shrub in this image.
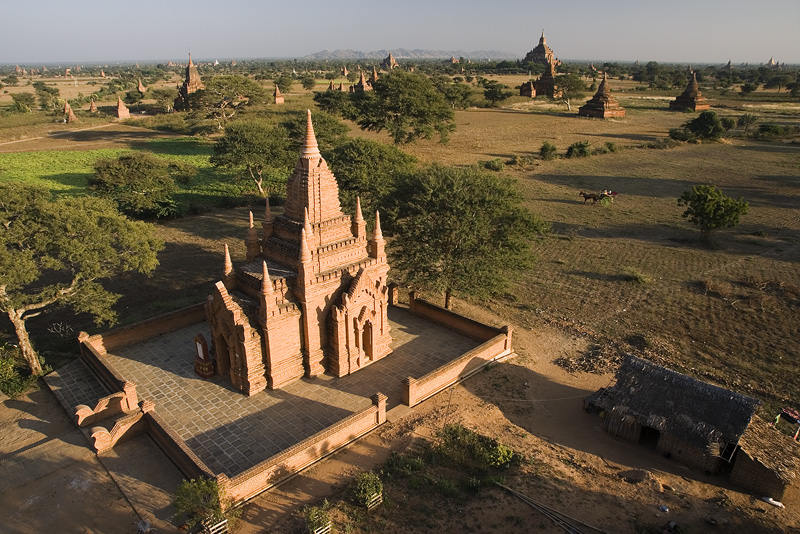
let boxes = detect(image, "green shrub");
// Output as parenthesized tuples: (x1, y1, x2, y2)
(0, 346, 38, 398)
(669, 128, 696, 142)
(565, 141, 591, 158)
(172, 478, 228, 530)
(481, 158, 505, 171)
(354, 471, 383, 507)
(539, 141, 557, 160)
(303, 500, 331, 533)
(436, 423, 515, 471)
(623, 268, 651, 284)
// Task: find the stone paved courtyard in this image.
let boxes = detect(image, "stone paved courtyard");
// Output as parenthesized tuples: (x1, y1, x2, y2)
(94, 306, 477, 476)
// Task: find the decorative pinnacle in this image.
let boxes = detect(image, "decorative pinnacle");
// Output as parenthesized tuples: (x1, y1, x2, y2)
(223, 243, 233, 275)
(261, 261, 272, 295)
(299, 227, 312, 263)
(301, 110, 320, 159)
(304, 208, 314, 237)
(188, 53, 193, 66)
(355, 197, 364, 223)
(249, 211, 254, 228)
(264, 197, 272, 222)
(373, 211, 384, 242)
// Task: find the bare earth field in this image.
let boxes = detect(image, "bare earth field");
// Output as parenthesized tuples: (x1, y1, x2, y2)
(1, 88, 799, 533)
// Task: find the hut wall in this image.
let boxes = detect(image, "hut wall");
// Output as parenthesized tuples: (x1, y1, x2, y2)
(730, 450, 789, 501)
(603, 407, 642, 442)
(657, 434, 721, 473)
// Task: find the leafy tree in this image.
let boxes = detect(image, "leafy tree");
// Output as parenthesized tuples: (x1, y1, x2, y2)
(482, 80, 512, 107)
(346, 71, 358, 84)
(32, 81, 59, 111)
(189, 75, 268, 129)
(787, 81, 800, 97)
(280, 110, 349, 154)
(123, 89, 143, 111)
(683, 110, 732, 141)
(300, 75, 316, 90)
(678, 185, 748, 242)
(764, 74, 794, 92)
(0, 185, 163, 375)
(10, 92, 36, 113)
(556, 74, 587, 111)
(737, 113, 758, 133)
(312, 89, 357, 118)
(355, 70, 456, 144)
(389, 164, 550, 308)
(274, 74, 294, 94)
(210, 119, 294, 197)
(172, 478, 234, 530)
(148, 87, 178, 112)
(90, 153, 194, 218)
(740, 82, 758, 95)
(327, 138, 417, 220)
(2, 74, 19, 86)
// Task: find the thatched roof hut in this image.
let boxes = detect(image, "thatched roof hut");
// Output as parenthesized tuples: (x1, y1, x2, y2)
(731, 417, 800, 502)
(591, 355, 760, 472)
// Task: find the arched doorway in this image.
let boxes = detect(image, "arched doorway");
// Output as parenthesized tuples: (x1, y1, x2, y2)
(216, 334, 231, 376)
(362, 321, 374, 361)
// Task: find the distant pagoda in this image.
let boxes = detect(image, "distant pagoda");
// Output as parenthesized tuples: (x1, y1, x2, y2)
(174, 53, 205, 110)
(274, 85, 284, 104)
(669, 72, 710, 112)
(578, 73, 625, 118)
(64, 101, 77, 123)
(116, 96, 130, 119)
(381, 53, 399, 70)
(524, 30, 561, 68)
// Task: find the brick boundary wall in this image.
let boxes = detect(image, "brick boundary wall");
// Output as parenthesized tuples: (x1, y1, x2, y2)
(403, 332, 512, 407)
(92, 303, 207, 353)
(221, 393, 387, 503)
(408, 292, 503, 342)
(145, 409, 217, 480)
(79, 333, 129, 394)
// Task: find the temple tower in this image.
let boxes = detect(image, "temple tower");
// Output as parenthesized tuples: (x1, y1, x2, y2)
(206, 111, 392, 395)
(669, 72, 710, 112)
(174, 53, 205, 110)
(578, 73, 625, 118)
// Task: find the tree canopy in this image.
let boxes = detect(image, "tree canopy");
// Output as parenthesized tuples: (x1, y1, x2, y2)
(0, 185, 163, 374)
(556, 74, 587, 110)
(678, 184, 749, 242)
(327, 138, 417, 222)
(189, 75, 268, 129)
(90, 153, 195, 219)
(482, 80, 513, 107)
(352, 70, 456, 144)
(210, 119, 295, 197)
(389, 165, 550, 308)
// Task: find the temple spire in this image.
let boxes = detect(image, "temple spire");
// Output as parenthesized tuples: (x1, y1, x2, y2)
(261, 261, 273, 296)
(299, 227, 312, 263)
(188, 53, 194, 67)
(223, 244, 233, 275)
(301, 109, 320, 159)
(355, 197, 364, 223)
(264, 197, 272, 223)
(373, 211, 384, 242)
(246, 211, 260, 262)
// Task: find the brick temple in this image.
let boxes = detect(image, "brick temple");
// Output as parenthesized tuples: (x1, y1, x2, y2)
(578, 72, 625, 118)
(523, 31, 561, 68)
(669, 72, 710, 112)
(206, 111, 392, 395)
(174, 53, 205, 110)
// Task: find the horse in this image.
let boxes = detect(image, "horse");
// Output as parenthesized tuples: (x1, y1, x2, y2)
(579, 191, 599, 204)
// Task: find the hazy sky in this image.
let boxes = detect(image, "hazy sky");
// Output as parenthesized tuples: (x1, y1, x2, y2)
(3, 0, 798, 64)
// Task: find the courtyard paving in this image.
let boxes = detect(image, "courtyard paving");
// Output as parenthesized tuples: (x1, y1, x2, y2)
(97, 306, 478, 477)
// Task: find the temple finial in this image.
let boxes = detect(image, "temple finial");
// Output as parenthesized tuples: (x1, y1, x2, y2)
(264, 197, 272, 222)
(373, 211, 384, 242)
(261, 261, 272, 295)
(299, 227, 311, 263)
(223, 244, 233, 275)
(355, 197, 364, 223)
(301, 110, 320, 159)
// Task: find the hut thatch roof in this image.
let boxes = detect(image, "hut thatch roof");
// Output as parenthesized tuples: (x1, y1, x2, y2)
(594, 356, 761, 451)
(738, 417, 800, 483)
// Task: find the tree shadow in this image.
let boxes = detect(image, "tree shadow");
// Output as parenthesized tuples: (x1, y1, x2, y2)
(535, 173, 698, 199)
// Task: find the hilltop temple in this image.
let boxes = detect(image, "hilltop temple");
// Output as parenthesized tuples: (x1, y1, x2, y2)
(669, 72, 710, 112)
(174, 54, 205, 110)
(578, 72, 625, 118)
(523, 31, 561, 68)
(206, 111, 392, 395)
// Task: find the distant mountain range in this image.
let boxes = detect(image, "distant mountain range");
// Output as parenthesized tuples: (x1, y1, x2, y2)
(303, 48, 518, 61)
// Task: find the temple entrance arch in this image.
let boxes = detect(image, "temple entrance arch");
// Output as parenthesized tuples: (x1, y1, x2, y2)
(216, 334, 231, 376)
(362, 321, 374, 361)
